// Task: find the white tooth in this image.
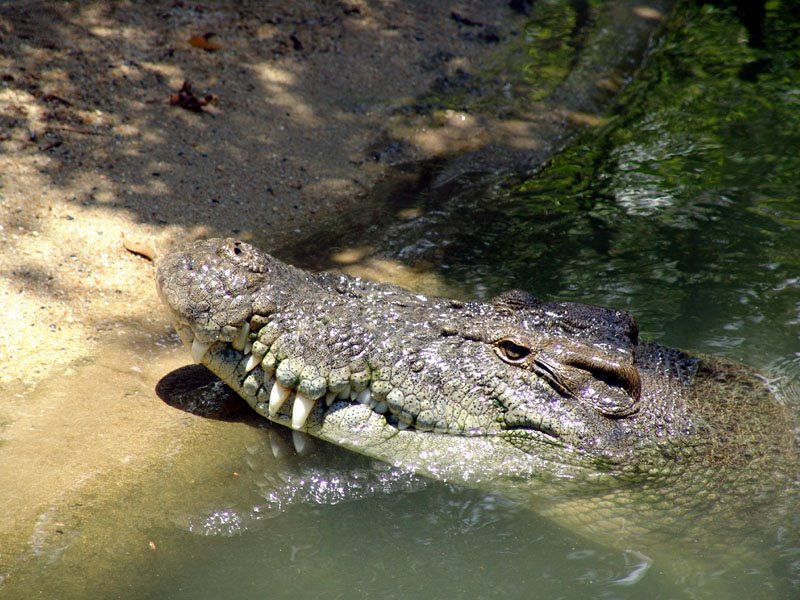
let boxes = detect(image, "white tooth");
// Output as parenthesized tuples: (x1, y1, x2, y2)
(245, 353, 262, 373)
(337, 385, 351, 400)
(243, 341, 253, 355)
(269, 382, 291, 416)
(373, 401, 388, 414)
(232, 322, 250, 351)
(325, 391, 338, 406)
(291, 392, 315, 430)
(292, 430, 312, 455)
(356, 389, 372, 405)
(397, 420, 410, 430)
(350, 390, 358, 401)
(191, 339, 210, 363)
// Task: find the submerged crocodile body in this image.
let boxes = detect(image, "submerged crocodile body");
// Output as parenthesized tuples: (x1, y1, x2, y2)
(156, 238, 798, 557)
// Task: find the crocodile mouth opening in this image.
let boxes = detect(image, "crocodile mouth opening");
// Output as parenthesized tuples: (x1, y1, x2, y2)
(176, 317, 568, 446)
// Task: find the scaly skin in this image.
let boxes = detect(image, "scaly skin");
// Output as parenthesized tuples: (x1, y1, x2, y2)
(156, 238, 798, 547)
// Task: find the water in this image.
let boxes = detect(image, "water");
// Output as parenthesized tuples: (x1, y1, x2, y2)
(6, 2, 800, 599)
(138, 488, 660, 600)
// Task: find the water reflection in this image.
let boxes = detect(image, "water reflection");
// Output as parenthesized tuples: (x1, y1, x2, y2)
(139, 474, 678, 600)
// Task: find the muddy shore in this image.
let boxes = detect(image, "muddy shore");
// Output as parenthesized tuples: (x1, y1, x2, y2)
(0, 0, 668, 591)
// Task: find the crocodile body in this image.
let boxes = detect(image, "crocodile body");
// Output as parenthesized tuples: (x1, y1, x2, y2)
(156, 238, 798, 558)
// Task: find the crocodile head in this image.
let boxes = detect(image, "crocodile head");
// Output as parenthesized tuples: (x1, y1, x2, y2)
(156, 238, 716, 487)
(157, 239, 703, 481)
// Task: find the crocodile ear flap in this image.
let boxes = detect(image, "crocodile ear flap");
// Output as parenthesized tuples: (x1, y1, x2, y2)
(490, 289, 541, 314)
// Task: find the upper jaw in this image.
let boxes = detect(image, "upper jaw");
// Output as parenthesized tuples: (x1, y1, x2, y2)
(173, 319, 253, 363)
(172, 316, 596, 464)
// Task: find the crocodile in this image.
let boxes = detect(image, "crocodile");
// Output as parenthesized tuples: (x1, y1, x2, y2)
(156, 238, 798, 568)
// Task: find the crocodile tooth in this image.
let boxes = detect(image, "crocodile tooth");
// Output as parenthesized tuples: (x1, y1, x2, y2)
(337, 385, 351, 400)
(231, 322, 251, 351)
(191, 339, 210, 363)
(268, 382, 291, 416)
(244, 353, 263, 373)
(291, 392, 315, 430)
(356, 389, 372, 405)
(325, 391, 338, 406)
(243, 341, 253, 355)
(397, 420, 410, 430)
(373, 401, 388, 414)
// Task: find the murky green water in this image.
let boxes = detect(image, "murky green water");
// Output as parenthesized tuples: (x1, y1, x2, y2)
(6, 2, 800, 599)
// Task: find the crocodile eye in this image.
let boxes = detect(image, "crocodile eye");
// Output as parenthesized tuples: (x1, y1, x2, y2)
(495, 339, 531, 364)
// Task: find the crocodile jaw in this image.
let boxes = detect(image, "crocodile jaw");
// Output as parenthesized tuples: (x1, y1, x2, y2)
(192, 337, 578, 486)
